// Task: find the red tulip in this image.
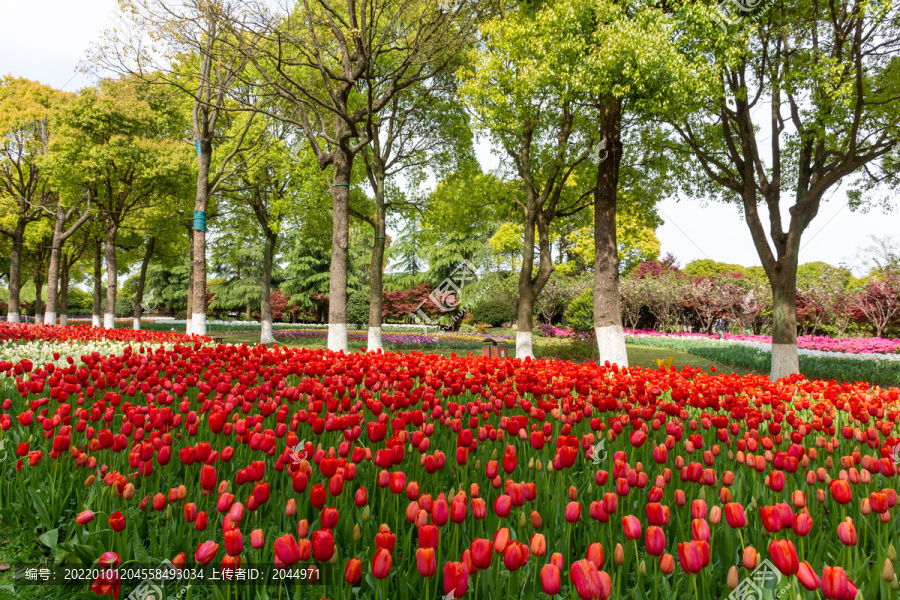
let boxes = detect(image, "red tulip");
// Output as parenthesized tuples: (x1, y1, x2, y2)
(311, 529, 335, 562)
(251, 529, 264, 550)
(797, 561, 821, 591)
(768, 539, 799, 576)
(569, 559, 611, 600)
(659, 553, 675, 574)
(837, 518, 858, 546)
(494, 495, 512, 518)
(345, 558, 362, 585)
(443, 561, 469, 598)
(195, 540, 219, 565)
(109, 512, 125, 533)
(76, 510, 94, 525)
(200, 464, 216, 492)
(566, 501, 582, 523)
(622, 515, 641, 540)
(759, 505, 782, 532)
(470, 538, 493, 570)
(541, 564, 561, 594)
(224, 529, 243, 557)
(586, 542, 604, 568)
(645, 526, 665, 556)
(375, 525, 396, 554)
(822, 566, 849, 599)
(829, 480, 852, 505)
(677, 541, 705, 574)
(416, 548, 436, 577)
(724, 503, 746, 528)
(494, 528, 510, 554)
(274, 534, 301, 566)
(530, 533, 547, 557)
(503, 542, 525, 571)
(372, 547, 392, 579)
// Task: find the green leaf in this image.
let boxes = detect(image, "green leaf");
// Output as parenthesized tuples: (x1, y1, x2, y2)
(38, 528, 58, 550)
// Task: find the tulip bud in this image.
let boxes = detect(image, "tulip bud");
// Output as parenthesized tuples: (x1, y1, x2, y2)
(353, 524, 361, 542)
(519, 512, 526, 528)
(165, 505, 172, 520)
(536, 460, 542, 472)
(528, 457, 534, 469)
(884, 558, 894, 582)
(615, 544, 624, 565)
(727, 566, 739, 589)
(889, 543, 897, 562)
(362, 506, 370, 522)
(639, 560, 647, 576)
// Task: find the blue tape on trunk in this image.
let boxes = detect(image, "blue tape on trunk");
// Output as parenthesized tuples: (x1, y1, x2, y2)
(193, 210, 207, 232)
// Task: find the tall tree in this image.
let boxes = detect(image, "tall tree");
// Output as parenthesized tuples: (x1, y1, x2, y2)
(352, 77, 472, 351)
(668, 0, 900, 379)
(52, 79, 192, 328)
(91, 0, 262, 336)
(532, 0, 705, 365)
(237, 0, 487, 351)
(0, 77, 66, 322)
(460, 8, 598, 359)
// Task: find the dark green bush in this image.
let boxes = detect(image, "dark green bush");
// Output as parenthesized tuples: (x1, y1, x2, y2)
(347, 290, 370, 329)
(472, 300, 516, 327)
(565, 290, 593, 333)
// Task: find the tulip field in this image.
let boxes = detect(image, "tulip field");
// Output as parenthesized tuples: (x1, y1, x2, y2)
(0, 324, 898, 600)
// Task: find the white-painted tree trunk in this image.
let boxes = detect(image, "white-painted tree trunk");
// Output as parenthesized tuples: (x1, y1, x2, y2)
(368, 327, 383, 353)
(44, 311, 56, 326)
(770, 343, 799, 381)
(92, 314, 101, 327)
(192, 313, 206, 337)
(595, 325, 628, 367)
(7, 313, 19, 323)
(261, 319, 274, 344)
(60, 313, 67, 326)
(185, 317, 192, 336)
(104, 313, 115, 329)
(516, 331, 533, 360)
(133, 318, 141, 331)
(328, 323, 348, 352)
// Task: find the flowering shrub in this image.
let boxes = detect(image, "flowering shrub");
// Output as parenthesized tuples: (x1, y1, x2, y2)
(628, 329, 900, 355)
(0, 325, 898, 600)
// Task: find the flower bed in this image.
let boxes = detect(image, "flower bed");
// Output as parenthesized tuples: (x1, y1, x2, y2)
(628, 329, 900, 355)
(0, 325, 897, 600)
(274, 328, 512, 350)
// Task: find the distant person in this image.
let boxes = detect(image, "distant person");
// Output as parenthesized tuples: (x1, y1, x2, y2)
(714, 314, 729, 339)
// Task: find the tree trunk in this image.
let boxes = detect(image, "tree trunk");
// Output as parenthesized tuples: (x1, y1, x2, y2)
(191, 139, 212, 337)
(104, 223, 119, 329)
(593, 99, 628, 367)
(132, 237, 156, 330)
(60, 254, 69, 326)
(367, 178, 387, 353)
(33, 273, 44, 322)
(516, 210, 538, 360)
(186, 226, 194, 335)
(44, 205, 66, 325)
(6, 221, 26, 323)
(327, 147, 352, 352)
(92, 240, 102, 327)
(260, 230, 277, 344)
(770, 273, 800, 380)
